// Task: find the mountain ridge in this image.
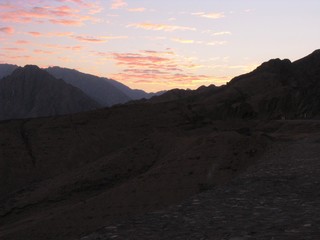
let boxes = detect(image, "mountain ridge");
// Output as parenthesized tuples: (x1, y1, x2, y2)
(0, 65, 100, 120)
(0, 64, 165, 108)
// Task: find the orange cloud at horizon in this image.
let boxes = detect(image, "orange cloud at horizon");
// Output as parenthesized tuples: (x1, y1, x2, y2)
(101, 49, 225, 91)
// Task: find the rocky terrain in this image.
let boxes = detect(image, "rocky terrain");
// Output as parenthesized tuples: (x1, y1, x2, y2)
(82, 123, 320, 240)
(1, 50, 320, 240)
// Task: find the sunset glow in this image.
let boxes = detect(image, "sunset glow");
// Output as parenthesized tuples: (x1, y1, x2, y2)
(1, 0, 320, 92)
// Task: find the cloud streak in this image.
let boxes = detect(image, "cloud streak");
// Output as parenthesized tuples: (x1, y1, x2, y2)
(0, 26, 14, 34)
(172, 38, 194, 44)
(111, 0, 127, 9)
(0, 1, 100, 26)
(71, 35, 127, 43)
(128, 8, 146, 12)
(100, 49, 216, 90)
(192, 12, 225, 19)
(128, 23, 196, 32)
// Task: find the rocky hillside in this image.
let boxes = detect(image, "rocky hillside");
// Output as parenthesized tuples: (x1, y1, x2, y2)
(0, 65, 100, 120)
(159, 49, 320, 120)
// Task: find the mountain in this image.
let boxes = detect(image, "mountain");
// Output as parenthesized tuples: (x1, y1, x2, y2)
(46, 67, 155, 106)
(147, 84, 217, 103)
(0, 65, 100, 120)
(1, 64, 162, 107)
(1, 50, 320, 240)
(0, 64, 18, 79)
(104, 78, 162, 100)
(178, 49, 320, 120)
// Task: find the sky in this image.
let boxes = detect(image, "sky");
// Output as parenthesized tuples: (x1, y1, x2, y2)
(1, 0, 320, 92)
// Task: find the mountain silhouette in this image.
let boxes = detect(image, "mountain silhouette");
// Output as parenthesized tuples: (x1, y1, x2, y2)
(104, 77, 163, 100)
(0, 65, 100, 120)
(46, 67, 157, 106)
(163, 49, 320, 120)
(0, 64, 163, 108)
(1, 50, 320, 240)
(0, 63, 18, 79)
(46, 66, 131, 106)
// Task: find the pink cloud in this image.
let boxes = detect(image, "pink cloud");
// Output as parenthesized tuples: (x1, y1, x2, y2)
(0, 26, 14, 34)
(112, 52, 172, 64)
(50, 19, 83, 26)
(3, 47, 27, 51)
(34, 49, 55, 54)
(28, 31, 42, 36)
(0, 3, 13, 10)
(111, 0, 127, 9)
(71, 35, 127, 43)
(16, 40, 30, 44)
(111, 72, 214, 86)
(72, 35, 107, 43)
(56, 0, 85, 5)
(128, 8, 146, 12)
(49, 31, 73, 37)
(0, 1, 100, 26)
(172, 38, 194, 44)
(192, 12, 225, 19)
(101, 49, 218, 90)
(50, 5, 79, 17)
(27, 31, 73, 38)
(45, 44, 85, 51)
(5, 55, 33, 60)
(56, 0, 103, 14)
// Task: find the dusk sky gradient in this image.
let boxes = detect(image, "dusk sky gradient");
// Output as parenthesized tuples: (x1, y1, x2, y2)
(1, 0, 320, 92)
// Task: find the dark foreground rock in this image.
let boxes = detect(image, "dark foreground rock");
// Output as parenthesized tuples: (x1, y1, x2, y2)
(81, 134, 320, 240)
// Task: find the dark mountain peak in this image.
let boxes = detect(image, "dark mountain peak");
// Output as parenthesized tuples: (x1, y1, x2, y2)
(24, 64, 41, 70)
(47, 66, 79, 73)
(0, 63, 18, 69)
(256, 58, 292, 73)
(9, 65, 55, 84)
(196, 84, 217, 92)
(0, 65, 100, 120)
(299, 49, 320, 61)
(0, 63, 18, 79)
(310, 49, 320, 56)
(293, 49, 320, 67)
(12, 65, 41, 74)
(13, 64, 43, 74)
